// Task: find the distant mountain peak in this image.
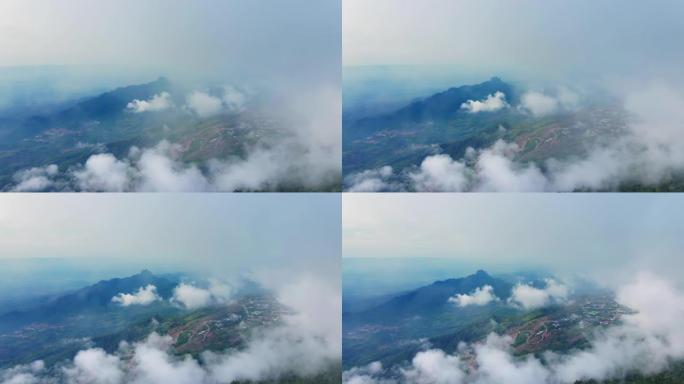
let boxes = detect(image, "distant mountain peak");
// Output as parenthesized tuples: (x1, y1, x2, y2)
(138, 269, 154, 277)
(473, 269, 490, 278)
(0, 271, 181, 329)
(376, 76, 515, 124)
(354, 269, 514, 322)
(153, 76, 171, 87)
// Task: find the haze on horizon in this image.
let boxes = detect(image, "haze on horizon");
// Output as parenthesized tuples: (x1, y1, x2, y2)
(343, 194, 684, 287)
(0, 194, 340, 283)
(344, 0, 684, 86)
(1, 0, 339, 87)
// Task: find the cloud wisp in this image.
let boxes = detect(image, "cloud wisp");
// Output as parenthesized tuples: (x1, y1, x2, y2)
(448, 285, 498, 307)
(461, 92, 509, 113)
(508, 279, 569, 310)
(112, 285, 161, 307)
(171, 280, 233, 310)
(126, 92, 174, 113)
(8, 134, 339, 192)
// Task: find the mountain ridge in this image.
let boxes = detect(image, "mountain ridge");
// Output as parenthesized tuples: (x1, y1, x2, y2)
(351, 270, 513, 323)
(0, 270, 179, 329)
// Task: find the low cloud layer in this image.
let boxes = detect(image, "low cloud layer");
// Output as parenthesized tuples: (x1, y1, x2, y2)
(112, 285, 161, 307)
(461, 92, 509, 113)
(448, 285, 498, 307)
(343, 272, 684, 384)
(0, 273, 340, 384)
(346, 140, 547, 192)
(8, 135, 338, 192)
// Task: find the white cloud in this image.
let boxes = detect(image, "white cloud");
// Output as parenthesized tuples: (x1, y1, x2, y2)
(402, 349, 466, 384)
(69, 141, 209, 192)
(474, 140, 548, 192)
(10, 134, 339, 192)
(520, 91, 559, 116)
(549, 272, 684, 382)
(128, 333, 207, 384)
(352, 140, 546, 192)
(171, 283, 213, 310)
(346, 138, 550, 192)
(134, 141, 209, 192)
(461, 91, 509, 113)
(126, 92, 173, 113)
(343, 362, 391, 384)
(185, 91, 223, 118)
(10, 164, 58, 192)
(556, 87, 580, 109)
(112, 285, 161, 307)
(72, 154, 131, 192)
(0, 361, 45, 384)
(198, 274, 340, 383)
(207, 147, 285, 192)
(510, 284, 551, 309)
(222, 85, 249, 113)
(63, 348, 123, 384)
(448, 285, 498, 307)
(509, 279, 569, 310)
(345, 166, 397, 192)
(549, 84, 684, 191)
(206, 279, 233, 303)
(409, 154, 468, 192)
(171, 280, 232, 310)
(472, 333, 550, 384)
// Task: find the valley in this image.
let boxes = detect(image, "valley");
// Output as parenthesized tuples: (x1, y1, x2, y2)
(0, 271, 283, 369)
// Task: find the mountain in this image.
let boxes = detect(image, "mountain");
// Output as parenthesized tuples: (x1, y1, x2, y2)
(343, 270, 519, 368)
(343, 77, 527, 175)
(342, 270, 630, 372)
(0, 270, 179, 329)
(346, 77, 515, 139)
(14, 77, 172, 138)
(343, 76, 628, 181)
(59, 77, 171, 121)
(49, 269, 177, 308)
(0, 77, 309, 191)
(358, 270, 511, 321)
(386, 76, 515, 122)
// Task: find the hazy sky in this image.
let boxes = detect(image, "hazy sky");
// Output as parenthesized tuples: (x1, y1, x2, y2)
(0, 0, 340, 85)
(343, 194, 684, 285)
(0, 194, 340, 275)
(344, 0, 684, 84)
